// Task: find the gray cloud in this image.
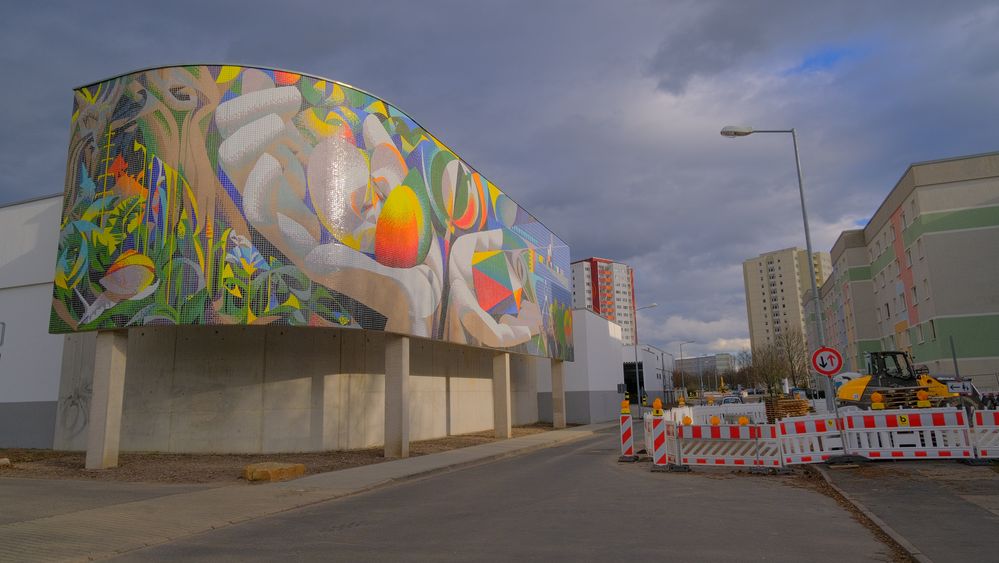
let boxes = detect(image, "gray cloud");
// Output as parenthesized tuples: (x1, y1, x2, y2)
(2, 0, 998, 358)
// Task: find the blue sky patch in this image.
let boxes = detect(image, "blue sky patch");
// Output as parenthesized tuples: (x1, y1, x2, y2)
(784, 45, 867, 75)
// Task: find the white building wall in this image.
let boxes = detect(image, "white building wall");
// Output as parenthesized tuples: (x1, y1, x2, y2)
(0, 195, 64, 447)
(538, 309, 622, 424)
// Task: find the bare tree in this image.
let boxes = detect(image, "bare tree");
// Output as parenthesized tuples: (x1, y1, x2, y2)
(775, 328, 810, 388)
(751, 342, 787, 396)
(735, 349, 753, 371)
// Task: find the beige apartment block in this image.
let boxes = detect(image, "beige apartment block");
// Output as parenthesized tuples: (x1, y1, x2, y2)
(804, 230, 880, 372)
(807, 151, 999, 389)
(743, 248, 831, 351)
(863, 152, 999, 385)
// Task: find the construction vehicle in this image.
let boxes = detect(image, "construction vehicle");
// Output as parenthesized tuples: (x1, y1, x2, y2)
(836, 350, 982, 409)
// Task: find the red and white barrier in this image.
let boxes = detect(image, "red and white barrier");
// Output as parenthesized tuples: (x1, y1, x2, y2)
(619, 410, 637, 462)
(672, 424, 782, 467)
(638, 405, 999, 472)
(778, 414, 844, 465)
(651, 415, 669, 469)
(973, 410, 999, 459)
(842, 407, 973, 460)
(644, 413, 654, 453)
(665, 404, 767, 425)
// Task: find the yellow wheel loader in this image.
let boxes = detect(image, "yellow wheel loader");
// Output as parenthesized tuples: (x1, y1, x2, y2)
(836, 351, 981, 409)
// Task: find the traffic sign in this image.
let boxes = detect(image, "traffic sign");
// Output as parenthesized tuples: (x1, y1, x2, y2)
(811, 346, 843, 377)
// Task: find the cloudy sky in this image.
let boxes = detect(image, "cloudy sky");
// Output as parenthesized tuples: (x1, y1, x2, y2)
(2, 0, 998, 358)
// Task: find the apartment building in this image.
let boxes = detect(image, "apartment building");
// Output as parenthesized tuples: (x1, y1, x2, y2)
(807, 151, 999, 387)
(868, 153, 999, 380)
(743, 248, 831, 351)
(571, 257, 638, 345)
(804, 230, 881, 372)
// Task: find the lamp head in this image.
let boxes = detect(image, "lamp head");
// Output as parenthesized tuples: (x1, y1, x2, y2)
(721, 125, 754, 138)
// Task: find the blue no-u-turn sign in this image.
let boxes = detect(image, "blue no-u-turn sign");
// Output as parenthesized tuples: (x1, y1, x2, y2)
(811, 347, 843, 377)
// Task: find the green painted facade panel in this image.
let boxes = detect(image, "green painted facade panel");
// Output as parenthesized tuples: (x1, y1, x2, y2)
(871, 246, 896, 276)
(910, 314, 999, 362)
(847, 266, 872, 281)
(903, 205, 999, 247)
(854, 340, 882, 372)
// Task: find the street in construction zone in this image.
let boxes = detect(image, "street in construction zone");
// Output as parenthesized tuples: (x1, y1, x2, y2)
(2, 421, 996, 562)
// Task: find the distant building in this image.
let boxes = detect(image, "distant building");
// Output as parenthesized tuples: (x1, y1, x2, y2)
(571, 258, 639, 345)
(807, 151, 999, 387)
(675, 353, 735, 376)
(743, 248, 831, 350)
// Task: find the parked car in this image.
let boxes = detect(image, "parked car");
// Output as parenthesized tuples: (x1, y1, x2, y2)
(720, 395, 744, 405)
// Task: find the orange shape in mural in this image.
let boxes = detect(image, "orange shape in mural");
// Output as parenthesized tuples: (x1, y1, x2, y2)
(274, 71, 300, 85)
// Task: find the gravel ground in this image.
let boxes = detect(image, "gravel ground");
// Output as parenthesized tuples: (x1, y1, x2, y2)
(0, 424, 557, 485)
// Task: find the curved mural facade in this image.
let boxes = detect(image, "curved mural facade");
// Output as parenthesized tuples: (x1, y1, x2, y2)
(51, 65, 573, 360)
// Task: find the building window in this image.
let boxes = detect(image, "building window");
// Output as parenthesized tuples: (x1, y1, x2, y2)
(928, 319, 936, 340)
(911, 286, 918, 303)
(923, 279, 930, 300)
(905, 249, 912, 267)
(884, 303, 890, 318)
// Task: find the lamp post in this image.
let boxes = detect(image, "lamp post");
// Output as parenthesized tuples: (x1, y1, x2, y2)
(697, 355, 705, 400)
(663, 351, 675, 404)
(720, 125, 835, 411)
(678, 340, 694, 399)
(632, 303, 658, 418)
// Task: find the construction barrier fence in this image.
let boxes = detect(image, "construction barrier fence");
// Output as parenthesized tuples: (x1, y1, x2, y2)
(973, 410, 999, 459)
(639, 406, 999, 470)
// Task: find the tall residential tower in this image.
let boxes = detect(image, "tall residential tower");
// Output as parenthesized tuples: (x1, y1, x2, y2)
(571, 258, 639, 345)
(743, 248, 831, 351)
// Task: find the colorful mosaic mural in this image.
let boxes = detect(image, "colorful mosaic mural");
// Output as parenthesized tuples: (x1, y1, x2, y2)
(51, 65, 573, 360)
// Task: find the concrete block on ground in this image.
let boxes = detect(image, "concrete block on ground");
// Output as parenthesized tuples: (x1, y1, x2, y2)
(0, 458, 11, 467)
(242, 462, 306, 482)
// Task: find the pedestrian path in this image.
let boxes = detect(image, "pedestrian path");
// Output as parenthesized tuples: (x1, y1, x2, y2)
(0, 423, 612, 562)
(819, 461, 999, 563)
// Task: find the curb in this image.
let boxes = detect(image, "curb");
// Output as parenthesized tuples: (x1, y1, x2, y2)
(814, 466, 933, 563)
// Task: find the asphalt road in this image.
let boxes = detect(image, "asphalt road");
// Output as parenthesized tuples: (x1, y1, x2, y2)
(116, 428, 890, 562)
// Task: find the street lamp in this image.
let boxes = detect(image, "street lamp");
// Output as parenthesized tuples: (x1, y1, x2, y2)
(663, 351, 675, 404)
(632, 303, 658, 417)
(721, 125, 835, 410)
(697, 355, 705, 400)
(678, 340, 694, 399)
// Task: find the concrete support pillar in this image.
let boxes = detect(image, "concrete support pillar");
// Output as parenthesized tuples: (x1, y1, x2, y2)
(493, 352, 512, 438)
(384, 334, 410, 458)
(551, 359, 566, 429)
(85, 330, 128, 469)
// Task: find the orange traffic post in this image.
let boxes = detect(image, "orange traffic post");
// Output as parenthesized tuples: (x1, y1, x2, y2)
(618, 400, 638, 462)
(871, 391, 885, 410)
(650, 399, 669, 472)
(916, 390, 931, 408)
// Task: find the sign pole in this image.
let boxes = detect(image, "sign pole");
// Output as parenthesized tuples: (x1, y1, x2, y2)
(811, 346, 859, 463)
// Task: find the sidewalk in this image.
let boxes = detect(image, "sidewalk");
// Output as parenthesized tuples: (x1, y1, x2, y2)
(0, 423, 614, 562)
(818, 461, 999, 563)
